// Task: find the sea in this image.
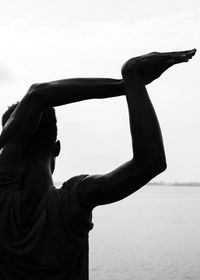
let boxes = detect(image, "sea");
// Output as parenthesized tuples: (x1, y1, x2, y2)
(89, 185, 200, 280)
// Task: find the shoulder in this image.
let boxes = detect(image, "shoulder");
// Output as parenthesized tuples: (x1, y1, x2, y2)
(61, 174, 89, 192)
(60, 173, 107, 212)
(59, 174, 90, 209)
(58, 174, 93, 233)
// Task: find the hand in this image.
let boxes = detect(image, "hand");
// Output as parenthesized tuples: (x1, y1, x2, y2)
(122, 49, 196, 85)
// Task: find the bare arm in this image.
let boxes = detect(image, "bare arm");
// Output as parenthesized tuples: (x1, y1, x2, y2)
(78, 70, 166, 210)
(77, 49, 196, 210)
(0, 78, 124, 164)
(31, 78, 124, 106)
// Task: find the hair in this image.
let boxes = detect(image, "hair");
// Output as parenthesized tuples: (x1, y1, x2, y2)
(2, 102, 57, 154)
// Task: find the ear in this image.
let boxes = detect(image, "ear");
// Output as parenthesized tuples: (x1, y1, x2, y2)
(53, 140, 61, 157)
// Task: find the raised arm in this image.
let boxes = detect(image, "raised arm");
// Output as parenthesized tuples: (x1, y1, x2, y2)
(78, 50, 196, 211)
(0, 78, 124, 152)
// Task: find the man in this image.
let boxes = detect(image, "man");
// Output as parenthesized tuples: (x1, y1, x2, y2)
(0, 49, 196, 279)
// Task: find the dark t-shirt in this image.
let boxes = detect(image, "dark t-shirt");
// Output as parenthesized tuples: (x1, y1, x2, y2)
(0, 165, 93, 280)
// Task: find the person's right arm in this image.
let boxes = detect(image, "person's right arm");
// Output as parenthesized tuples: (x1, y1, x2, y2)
(77, 70, 167, 210)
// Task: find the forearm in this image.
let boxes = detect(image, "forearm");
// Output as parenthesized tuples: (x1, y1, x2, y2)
(33, 78, 124, 107)
(0, 78, 124, 148)
(125, 73, 166, 168)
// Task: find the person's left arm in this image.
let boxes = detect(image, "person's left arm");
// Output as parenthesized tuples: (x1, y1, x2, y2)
(0, 78, 124, 165)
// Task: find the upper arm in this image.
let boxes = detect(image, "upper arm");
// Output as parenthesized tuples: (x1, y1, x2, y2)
(0, 84, 43, 165)
(78, 159, 166, 211)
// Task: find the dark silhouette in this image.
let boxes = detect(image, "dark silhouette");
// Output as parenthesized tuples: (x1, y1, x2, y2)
(0, 49, 196, 279)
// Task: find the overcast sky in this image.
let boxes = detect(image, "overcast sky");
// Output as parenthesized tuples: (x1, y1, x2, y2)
(0, 0, 199, 183)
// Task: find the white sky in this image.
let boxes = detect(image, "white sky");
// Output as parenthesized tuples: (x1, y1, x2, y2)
(0, 0, 199, 183)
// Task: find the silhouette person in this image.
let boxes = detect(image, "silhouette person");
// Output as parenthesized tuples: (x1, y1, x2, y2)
(0, 49, 196, 279)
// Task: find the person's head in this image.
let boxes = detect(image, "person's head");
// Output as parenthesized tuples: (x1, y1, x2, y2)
(2, 103, 60, 173)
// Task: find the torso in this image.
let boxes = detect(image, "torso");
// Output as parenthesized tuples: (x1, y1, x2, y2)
(20, 177, 54, 229)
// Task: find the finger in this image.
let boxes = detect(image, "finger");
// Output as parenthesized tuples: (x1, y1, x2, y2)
(174, 49, 196, 59)
(174, 49, 196, 55)
(162, 49, 196, 60)
(175, 54, 189, 62)
(164, 57, 188, 68)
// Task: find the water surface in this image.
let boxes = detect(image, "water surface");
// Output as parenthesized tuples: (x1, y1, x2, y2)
(89, 186, 200, 280)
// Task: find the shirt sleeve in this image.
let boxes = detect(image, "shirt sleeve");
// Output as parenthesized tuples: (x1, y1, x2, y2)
(58, 175, 94, 237)
(0, 165, 23, 193)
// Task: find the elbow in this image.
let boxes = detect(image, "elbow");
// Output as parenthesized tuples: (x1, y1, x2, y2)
(27, 83, 41, 101)
(148, 160, 167, 176)
(136, 158, 167, 177)
(154, 160, 167, 174)
(27, 83, 49, 106)
(28, 83, 40, 94)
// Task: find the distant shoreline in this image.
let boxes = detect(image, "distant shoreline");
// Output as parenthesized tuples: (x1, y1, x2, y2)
(55, 181, 200, 188)
(148, 182, 200, 187)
